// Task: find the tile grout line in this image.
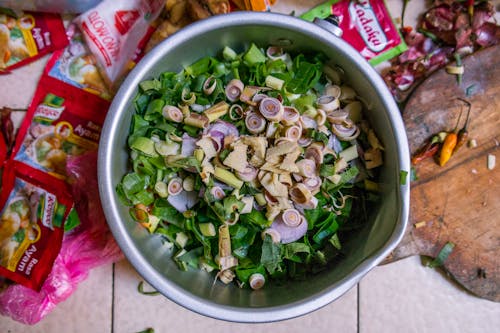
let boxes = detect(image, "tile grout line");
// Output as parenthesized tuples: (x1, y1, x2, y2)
(111, 263, 116, 333)
(357, 283, 360, 333)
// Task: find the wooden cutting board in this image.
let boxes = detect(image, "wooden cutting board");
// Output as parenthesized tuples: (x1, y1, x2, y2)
(383, 44, 500, 302)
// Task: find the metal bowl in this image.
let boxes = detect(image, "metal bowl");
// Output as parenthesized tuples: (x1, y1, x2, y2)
(98, 12, 410, 322)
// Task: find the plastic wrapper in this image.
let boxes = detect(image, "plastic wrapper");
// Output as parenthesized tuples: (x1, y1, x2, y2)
(0, 9, 67, 72)
(75, 0, 164, 90)
(45, 24, 112, 101)
(0, 161, 73, 290)
(11, 74, 110, 180)
(0, 1, 102, 13)
(0, 152, 123, 324)
(301, 0, 407, 65)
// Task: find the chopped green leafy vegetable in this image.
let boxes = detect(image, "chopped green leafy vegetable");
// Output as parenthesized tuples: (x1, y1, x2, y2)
(117, 44, 384, 290)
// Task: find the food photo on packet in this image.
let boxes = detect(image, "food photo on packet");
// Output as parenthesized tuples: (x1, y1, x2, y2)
(0, 0, 498, 327)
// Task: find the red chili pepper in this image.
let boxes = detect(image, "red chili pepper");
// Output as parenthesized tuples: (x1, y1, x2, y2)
(454, 98, 472, 153)
(411, 140, 440, 165)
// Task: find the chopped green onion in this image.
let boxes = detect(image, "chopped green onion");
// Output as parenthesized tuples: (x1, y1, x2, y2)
(137, 281, 160, 296)
(265, 75, 285, 90)
(222, 46, 237, 61)
(400, 170, 409, 185)
(243, 43, 266, 67)
(427, 242, 455, 268)
(130, 137, 159, 157)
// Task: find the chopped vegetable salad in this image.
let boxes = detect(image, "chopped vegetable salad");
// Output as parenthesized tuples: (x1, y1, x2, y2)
(116, 43, 384, 289)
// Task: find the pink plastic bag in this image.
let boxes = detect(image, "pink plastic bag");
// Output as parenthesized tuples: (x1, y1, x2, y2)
(0, 152, 123, 324)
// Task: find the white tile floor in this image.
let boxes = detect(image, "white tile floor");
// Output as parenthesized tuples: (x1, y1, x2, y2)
(1, 1, 500, 332)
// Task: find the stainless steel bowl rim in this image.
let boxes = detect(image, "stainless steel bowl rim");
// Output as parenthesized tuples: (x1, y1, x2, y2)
(98, 11, 410, 323)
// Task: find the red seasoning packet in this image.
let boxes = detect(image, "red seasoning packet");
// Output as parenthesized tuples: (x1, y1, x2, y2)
(301, 0, 407, 66)
(0, 128, 6, 166)
(0, 161, 72, 290)
(0, 10, 67, 72)
(11, 75, 110, 180)
(45, 24, 112, 101)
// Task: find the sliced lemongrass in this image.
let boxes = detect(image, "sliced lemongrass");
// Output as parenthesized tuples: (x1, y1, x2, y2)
(249, 273, 265, 290)
(284, 125, 301, 141)
(340, 85, 356, 101)
(303, 176, 322, 194)
(203, 101, 229, 122)
(154, 181, 168, 198)
(303, 105, 318, 118)
(282, 106, 300, 126)
(331, 120, 360, 141)
(298, 136, 313, 147)
(259, 97, 284, 122)
(265, 75, 284, 90)
(218, 224, 232, 257)
(167, 177, 183, 196)
(252, 93, 268, 104)
(316, 108, 327, 126)
(228, 104, 244, 120)
(210, 186, 226, 200)
(279, 173, 293, 187)
(239, 86, 261, 105)
(184, 112, 209, 128)
(203, 75, 217, 95)
(344, 101, 363, 122)
(254, 192, 267, 206)
(326, 110, 349, 124)
(323, 64, 343, 85)
(225, 79, 244, 102)
(446, 65, 464, 75)
(262, 228, 281, 243)
(235, 165, 258, 181)
(162, 105, 184, 122)
(190, 103, 207, 113)
(305, 145, 323, 165)
(338, 144, 359, 162)
(299, 116, 317, 130)
(182, 175, 195, 191)
(265, 121, 280, 138)
(296, 158, 317, 178)
(300, 196, 318, 209)
(324, 84, 342, 99)
(240, 196, 254, 214)
(214, 166, 243, 189)
(218, 269, 236, 284)
(181, 88, 196, 105)
(266, 46, 285, 60)
(289, 183, 312, 205)
(317, 95, 340, 111)
(245, 111, 266, 134)
(282, 208, 302, 227)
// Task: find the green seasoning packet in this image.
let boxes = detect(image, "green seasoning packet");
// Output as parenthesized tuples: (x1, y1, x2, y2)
(301, 0, 407, 66)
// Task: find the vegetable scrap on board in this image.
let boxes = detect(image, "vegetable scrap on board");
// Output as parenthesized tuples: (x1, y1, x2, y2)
(382, 0, 500, 102)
